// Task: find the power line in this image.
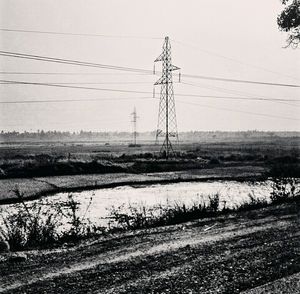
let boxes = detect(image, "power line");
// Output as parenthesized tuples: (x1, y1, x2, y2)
(171, 39, 299, 81)
(1, 79, 299, 103)
(180, 81, 300, 104)
(1, 50, 300, 88)
(0, 97, 153, 104)
(181, 81, 300, 108)
(1, 81, 154, 85)
(177, 100, 300, 121)
(0, 51, 151, 74)
(1, 27, 296, 82)
(0, 28, 162, 40)
(181, 73, 300, 88)
(182, 81, 265, 98)
(0, 79, 151, 94)
(177, 92, 300, 103)
(0, 71, 152, 76)
(1, 84, 298, 122)
(2, 95, 298, 122)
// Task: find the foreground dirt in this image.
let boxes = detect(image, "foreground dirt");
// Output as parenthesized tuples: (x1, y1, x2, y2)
(0, 200, 299, 294)
(0, 165, 265, 203)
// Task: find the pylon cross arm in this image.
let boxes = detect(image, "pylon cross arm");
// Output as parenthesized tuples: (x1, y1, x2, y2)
(155, 77, 168, 85)
(154, 53, 164, 62)
(170, 65, 180, 71)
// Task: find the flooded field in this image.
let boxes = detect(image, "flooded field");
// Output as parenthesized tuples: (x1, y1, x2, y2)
(1, 180, 274, 227)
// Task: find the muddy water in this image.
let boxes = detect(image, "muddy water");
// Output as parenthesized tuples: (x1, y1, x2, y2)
(0, 181, 274, 228)
(19, 180, 272, 227)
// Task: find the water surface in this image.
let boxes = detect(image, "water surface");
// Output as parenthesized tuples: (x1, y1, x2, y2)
(50, 180, 272, 225)
(1, 180, 274, 227)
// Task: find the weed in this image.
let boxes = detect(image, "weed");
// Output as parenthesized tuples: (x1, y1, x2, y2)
(108, 195, 222, 230)
(60, 194, 97, 242)
(237, 193, 268, 211)
(0, 189, 98, 251)
(1, 190, 61, 250)
(270, 177, 299, 204)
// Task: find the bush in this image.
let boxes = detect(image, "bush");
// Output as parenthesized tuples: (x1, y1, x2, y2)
(1, 190, 61, 250)
(267, 163, 300, 204)
(108, 194, 222, 230)
(208, 194, 219, 212)
(0, 189, 99, 250)
(270, 177, 299, 204)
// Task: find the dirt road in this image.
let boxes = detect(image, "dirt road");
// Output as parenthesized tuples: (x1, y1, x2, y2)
(0, 200, 299, 294)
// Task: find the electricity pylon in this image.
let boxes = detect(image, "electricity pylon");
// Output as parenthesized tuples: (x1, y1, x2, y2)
(131, 107, 138, 146)
(154, 36, 180, 158)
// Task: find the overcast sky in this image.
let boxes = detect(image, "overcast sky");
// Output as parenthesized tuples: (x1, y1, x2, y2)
(0, 0, 299, 132)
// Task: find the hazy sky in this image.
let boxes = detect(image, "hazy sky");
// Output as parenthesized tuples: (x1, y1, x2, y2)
(0, 0, 299, 132)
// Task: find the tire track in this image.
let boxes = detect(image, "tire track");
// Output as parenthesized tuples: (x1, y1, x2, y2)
(0, 218, 290, 293)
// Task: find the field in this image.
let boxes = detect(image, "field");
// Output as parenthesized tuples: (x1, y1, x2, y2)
(1, 136, 299, 178)
(0, 136, 299, 203)
(1, 135, 299, 161)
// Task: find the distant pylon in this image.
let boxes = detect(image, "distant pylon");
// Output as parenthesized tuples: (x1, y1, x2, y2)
(131, 106, 138, 146)
(154, 36, 180, 158)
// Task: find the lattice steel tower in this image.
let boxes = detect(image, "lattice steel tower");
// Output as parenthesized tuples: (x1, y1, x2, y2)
(154, 36, 180, 158)
(131, 107, 138, 146)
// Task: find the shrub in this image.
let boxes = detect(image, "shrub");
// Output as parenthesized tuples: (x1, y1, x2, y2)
(108, 194, 221, 230)
(59, 194, 101, 242)
(1, 190, 61, 250)
(270, 177, 299, 203)
(0, 189, 98, 250)
(208, 194, 219, 212)
(108, 204, 154, 230)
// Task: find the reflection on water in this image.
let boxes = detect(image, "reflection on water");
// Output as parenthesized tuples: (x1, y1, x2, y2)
(3, 180, 273, 227)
